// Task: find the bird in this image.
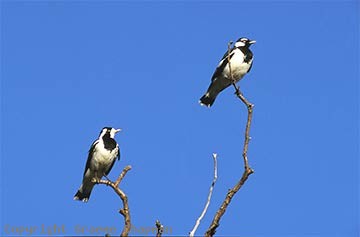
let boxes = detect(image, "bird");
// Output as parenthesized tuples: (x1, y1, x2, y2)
(74, 127, 121, 202)
(199, 37, 256, 107)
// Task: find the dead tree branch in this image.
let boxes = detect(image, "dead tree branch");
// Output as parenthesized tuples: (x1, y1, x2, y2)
(93, 165, 132, 237)
(189, 153, 218, 237)
(205, 41, 255, 237)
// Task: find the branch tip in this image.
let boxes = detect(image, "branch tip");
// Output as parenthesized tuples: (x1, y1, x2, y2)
(189, 153, 219, 237)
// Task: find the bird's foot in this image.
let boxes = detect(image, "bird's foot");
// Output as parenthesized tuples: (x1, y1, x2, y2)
(91, 177, 100, 183)
(233, 84, 241, 96)
(103, 174, 111, 182)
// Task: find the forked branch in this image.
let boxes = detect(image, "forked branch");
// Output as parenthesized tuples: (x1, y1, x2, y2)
(204, 41, 255, 237)
(93, 165, 132, 237)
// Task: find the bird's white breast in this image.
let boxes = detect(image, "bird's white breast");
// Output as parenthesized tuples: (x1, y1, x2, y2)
(224, 49, 251, 82)
(92, 140, 118, 168)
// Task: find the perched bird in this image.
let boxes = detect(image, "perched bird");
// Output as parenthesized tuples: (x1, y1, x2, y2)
(74, 127, 121, 202)
(199, 37, 256, 107)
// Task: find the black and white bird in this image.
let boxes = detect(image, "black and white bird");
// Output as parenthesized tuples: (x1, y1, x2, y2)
(199, 37, 256, 107)
(74, 127, 121, 202)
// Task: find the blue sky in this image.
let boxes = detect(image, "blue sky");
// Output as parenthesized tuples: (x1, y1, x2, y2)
(1, 1, 359, 237)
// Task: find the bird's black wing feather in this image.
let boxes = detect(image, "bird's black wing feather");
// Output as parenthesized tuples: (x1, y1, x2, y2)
(211, 48, 235, 82)
(247, 62, 253, 73)
(236, 47, 254, 73)
(117, 147, 120, 160)
(83, 140, 98, 177)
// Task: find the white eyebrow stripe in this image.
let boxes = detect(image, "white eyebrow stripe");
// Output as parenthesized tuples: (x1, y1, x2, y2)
(235, 41, 245, 47)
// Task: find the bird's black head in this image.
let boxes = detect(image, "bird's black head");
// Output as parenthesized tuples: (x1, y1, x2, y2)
(235, 37, 256, 48)
(99, 127, 121, 139)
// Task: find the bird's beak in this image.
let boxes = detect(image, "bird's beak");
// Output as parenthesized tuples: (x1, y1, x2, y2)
(249, 40, 256, 44)
(115, 128, 122, 133)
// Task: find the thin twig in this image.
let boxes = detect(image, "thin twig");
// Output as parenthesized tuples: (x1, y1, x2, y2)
(155, 220, 164, 237)
(93, 165, 132, 237)
(205, 41, 255, 237)
(189, 153, 218, 237)
(232, 84, 253, 170)
(115, 165, 132, 187)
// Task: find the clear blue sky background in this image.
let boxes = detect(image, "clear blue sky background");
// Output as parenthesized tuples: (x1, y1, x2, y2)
(1, 1, 359, 237)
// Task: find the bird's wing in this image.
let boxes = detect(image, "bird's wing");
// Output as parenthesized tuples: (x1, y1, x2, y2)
(244, 50, 254, 73)
(105, 146, 120, 176)
(117, 145, 120, 160)
(83, 140, 99, 177)
(211, 48, 235, 82)
(247, 61, 253, 73)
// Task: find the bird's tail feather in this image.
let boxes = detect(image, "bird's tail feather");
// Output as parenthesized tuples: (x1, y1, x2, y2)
(74, 190, 89, 202)
(199, 93, 216, 107)
(74, 190, 90, 202)
(74, 183, 94, 202)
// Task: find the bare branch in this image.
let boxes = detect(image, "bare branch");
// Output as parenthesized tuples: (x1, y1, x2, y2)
(189, 153, 218, 237)
(155, 220, 164, 237)
(205, 41, 255, 237)
(114, 165, 132, 187)
(93, 165, 132, 237)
